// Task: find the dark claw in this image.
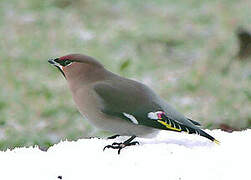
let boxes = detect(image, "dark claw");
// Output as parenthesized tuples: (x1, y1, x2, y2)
(118, 148, 122, 154)
(103, 145, 117, 151)
(107, 134, 120, 139)
(112, 142, 121, 146)
(103, 141, 139, 154)
(129, 141, 139, 146)
(117, 141, 139, 154)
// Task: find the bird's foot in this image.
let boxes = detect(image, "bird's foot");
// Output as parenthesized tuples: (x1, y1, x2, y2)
(107, 134, 120, 139)
(103, 140, 139, 154)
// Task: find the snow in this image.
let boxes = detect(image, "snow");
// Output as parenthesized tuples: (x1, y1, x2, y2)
(0, 129, 250, 180)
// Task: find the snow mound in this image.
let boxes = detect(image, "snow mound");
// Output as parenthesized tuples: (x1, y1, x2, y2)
(0, 129, 250, 180)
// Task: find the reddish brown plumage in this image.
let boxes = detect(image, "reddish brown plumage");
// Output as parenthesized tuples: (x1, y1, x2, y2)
(59, 55, 75, 61)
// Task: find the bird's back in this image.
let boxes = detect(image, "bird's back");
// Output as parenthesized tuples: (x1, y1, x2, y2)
(99, 72, 198, 130)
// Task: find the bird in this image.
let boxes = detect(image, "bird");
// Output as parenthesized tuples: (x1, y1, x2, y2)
(48, 54, 220, 154)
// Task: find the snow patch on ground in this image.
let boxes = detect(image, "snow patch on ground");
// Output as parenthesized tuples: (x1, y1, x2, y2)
(0, 129, 250, 180)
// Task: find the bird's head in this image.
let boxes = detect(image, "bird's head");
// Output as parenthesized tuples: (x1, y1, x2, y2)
(48, 54, 105, 83)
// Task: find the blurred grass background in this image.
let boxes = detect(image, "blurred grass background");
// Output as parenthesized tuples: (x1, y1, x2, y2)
(0, 0, 250, 150)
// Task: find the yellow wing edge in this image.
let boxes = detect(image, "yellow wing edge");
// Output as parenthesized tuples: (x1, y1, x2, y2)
(214, 139, 220, 145)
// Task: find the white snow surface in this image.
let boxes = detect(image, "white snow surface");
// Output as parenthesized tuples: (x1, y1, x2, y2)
(0, 129, 250, 180)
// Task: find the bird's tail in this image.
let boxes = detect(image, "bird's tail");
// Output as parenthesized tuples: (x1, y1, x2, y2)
(197, 129, 220, 144)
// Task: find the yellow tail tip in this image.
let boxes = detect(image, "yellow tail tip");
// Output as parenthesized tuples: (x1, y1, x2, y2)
(214, 139, 220, 145)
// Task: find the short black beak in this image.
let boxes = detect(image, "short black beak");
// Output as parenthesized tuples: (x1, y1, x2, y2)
(48, 59, 56, 65)
(48, 58, 66, 79)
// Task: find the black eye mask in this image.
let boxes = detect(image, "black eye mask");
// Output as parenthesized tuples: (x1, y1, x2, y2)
(54, 59, 72, 67)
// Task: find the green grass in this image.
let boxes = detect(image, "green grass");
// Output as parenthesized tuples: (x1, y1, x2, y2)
(0, 0, 250, 150)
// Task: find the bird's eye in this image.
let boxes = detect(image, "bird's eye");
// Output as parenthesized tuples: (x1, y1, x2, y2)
(63, 60, 72, 66)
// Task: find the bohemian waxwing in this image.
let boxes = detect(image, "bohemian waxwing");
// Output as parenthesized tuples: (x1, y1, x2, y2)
(48, 54, 219, 154)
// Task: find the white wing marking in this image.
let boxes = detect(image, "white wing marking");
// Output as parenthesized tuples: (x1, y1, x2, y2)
(123, 113, 139, 124)
(147, 111, 163, 120)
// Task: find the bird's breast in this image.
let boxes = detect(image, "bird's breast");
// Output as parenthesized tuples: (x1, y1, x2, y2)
(69, 84, 158, 137)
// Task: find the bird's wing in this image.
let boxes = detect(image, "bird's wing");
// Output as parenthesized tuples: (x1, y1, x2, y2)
(94, 80, 198, 133)
(187, 118, 201, 126)
(94, 80, 219, 143)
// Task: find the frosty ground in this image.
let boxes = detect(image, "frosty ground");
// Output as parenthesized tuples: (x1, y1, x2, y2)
(0, 129, 250, 180)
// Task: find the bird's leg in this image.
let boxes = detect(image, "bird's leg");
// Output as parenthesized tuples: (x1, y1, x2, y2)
(103, 135, 139, 154)
(107, 134, 120, 139)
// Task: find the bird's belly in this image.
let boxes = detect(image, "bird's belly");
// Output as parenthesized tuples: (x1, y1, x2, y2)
(80, 107, 158, 138)
(72, 86, 158, 138)
(92, 114, 159, 138)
